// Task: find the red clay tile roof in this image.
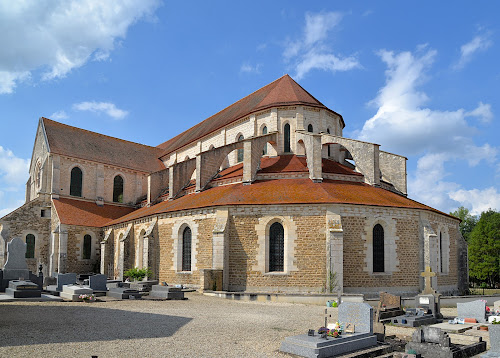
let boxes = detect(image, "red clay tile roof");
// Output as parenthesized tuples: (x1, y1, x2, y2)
(42, 118, 165, 173)
(53, 197, 135, 227)
(212, 155, 362, 181)
(157, 75, 344, 156)
(105, 177, 453, 227)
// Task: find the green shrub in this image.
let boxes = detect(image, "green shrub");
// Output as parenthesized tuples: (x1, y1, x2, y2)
(123, 267, 153, 281)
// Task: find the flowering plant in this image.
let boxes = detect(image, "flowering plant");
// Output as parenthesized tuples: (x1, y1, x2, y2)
(327, 322, 343, 337)
(79, 294, 95, 302)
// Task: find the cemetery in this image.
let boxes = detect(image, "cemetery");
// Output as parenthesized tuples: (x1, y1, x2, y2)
(2, 234, 500, 357)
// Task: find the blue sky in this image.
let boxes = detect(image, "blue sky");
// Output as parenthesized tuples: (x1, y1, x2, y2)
(0, 1, 499, 217)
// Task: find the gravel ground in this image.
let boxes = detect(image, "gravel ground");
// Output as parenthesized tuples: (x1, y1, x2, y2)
(0, 294, 488, 358)
(0, 292, 338, 358)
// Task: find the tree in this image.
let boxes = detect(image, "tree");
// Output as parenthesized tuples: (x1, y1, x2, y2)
(450, 206, 478, 242)
(468, 209, 500, 286)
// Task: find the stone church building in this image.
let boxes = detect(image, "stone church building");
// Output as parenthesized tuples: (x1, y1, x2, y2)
(0, 75, 468, 296)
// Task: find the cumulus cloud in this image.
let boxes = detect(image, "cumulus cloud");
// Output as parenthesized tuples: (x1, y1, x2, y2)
(0, 0, 161, 93)
(0, 146, 30, 185)
(73, 101, 129, 120)
(357, 46, 498, 213)
(454, 34, 493, 70)
(283, 11, 360, 79)
(449, 187, 500, 215)
(50, 110, 69, 120)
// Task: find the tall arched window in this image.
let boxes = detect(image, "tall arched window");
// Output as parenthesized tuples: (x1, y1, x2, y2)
(284, 123, 291, 153)
(307, 124, 313, 133)
(237, 135, 244, 163)
(25, 234, 35, 259)
(182, 227, 192, 271)
(373, 224, 384, 272)
(326, 128, 331, 157)
(83, 234, 92, 260)
(70, 167, 83, 197)
(262, 126, 268, 155)
(439, 232, 443, 273)
(113, 175, 124, 203)
(269, 222, 284, 272)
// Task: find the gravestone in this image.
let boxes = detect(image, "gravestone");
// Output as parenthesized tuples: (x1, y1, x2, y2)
(59, 285, 93, 301)
(56, 273, 77, 291)
(482, 325, 500, 357)
(5, 280, 42, 298)
(129, 280, 158, 292)
(280, 302, 377, 358)
(88, 274, 107, 292)
(3, 238, 30, 280)
(457, 300, 487, 323)
(407, 326, 486, 358)
(377, 292, 405, 321)
(107, 287, 142, 299)
(149, 285, 185, 300)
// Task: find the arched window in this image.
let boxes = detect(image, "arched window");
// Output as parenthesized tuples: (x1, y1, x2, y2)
(25, 234, 35, 259)
(262, 126, 268, 155)
(70, 167, 82, 197)
(269, 222, 284, 272)
(326, 128, 331, 157)
(113, 175, 124, 203)
(237, 135, 244, 163)
(83, 234, 92, 260)
(307, 124, 313, 133)
(373, 224, 384, 272)
(182, 227, 192, 271)
(284, 123, 291, 153)
(439, 232, 443, 273)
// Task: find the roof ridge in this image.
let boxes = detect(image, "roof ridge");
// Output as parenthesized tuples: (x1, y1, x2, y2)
(156, 75, 286, 152)
(42, 117, 163, 152)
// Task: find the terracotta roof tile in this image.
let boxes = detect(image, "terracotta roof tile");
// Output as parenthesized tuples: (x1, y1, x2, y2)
(42, 118, 165, 173)
(105, 177, 453, 227)
(157, 75, 344, 156)
(53, 197, 135, 227)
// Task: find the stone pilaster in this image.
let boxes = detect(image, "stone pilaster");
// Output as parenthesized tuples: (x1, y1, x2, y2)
(326, 207, 343, 294)
(57, 225, 68, 274)
(212, 208, 229, 290)
(50, 154, 60, 199)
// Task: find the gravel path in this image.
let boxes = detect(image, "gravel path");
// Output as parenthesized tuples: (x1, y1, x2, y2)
(0, 294, 489, 358)
(0, 292, 336, 358)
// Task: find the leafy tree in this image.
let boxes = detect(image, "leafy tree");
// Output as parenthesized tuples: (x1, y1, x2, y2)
(450, 206, 478, 242)
(468, 209, 500, 286)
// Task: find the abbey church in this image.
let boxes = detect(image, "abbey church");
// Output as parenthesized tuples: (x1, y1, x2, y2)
(0, 75, 468, 296)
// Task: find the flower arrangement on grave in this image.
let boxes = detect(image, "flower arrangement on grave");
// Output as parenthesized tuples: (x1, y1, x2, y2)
(327, 322, 343, 338)
(492, 318, 500, 325)
(79, 294, 95, 302)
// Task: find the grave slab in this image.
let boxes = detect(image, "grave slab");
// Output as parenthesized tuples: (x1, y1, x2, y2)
(5, 280, 41, 298)
(149, 285, 185, 300)
(59, 285, 93, 301)
(430, 322, 477, 333)
(107, 287, 142, 299)
(3, 238, 29, 280)
(88, 274, 107, 292)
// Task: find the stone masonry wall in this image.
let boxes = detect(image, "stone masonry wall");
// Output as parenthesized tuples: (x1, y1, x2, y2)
(65, 225, 102, 274)
(0, 197, 52, 274)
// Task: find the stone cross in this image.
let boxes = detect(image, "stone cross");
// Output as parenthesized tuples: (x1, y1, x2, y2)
(421, 266, 436, 294)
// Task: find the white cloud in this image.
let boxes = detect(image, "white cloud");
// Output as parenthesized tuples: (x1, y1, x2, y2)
(240, 63, 262, 74)
(0, 146, 30, 185)
(0, 0, 161, 93)
(283, 12, 360, 79)
(454, 34, 493, 70)
(449, 187, 500, 215)
(465, 102, 493, 124)
(357, 46, 498, 213)
(73, 101, 129, 120)
(358, 47, 495, 159)
(50, 110, 69, 120)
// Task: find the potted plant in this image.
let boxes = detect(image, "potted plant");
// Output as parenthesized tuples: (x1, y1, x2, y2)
(123, 267, 153, 281)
